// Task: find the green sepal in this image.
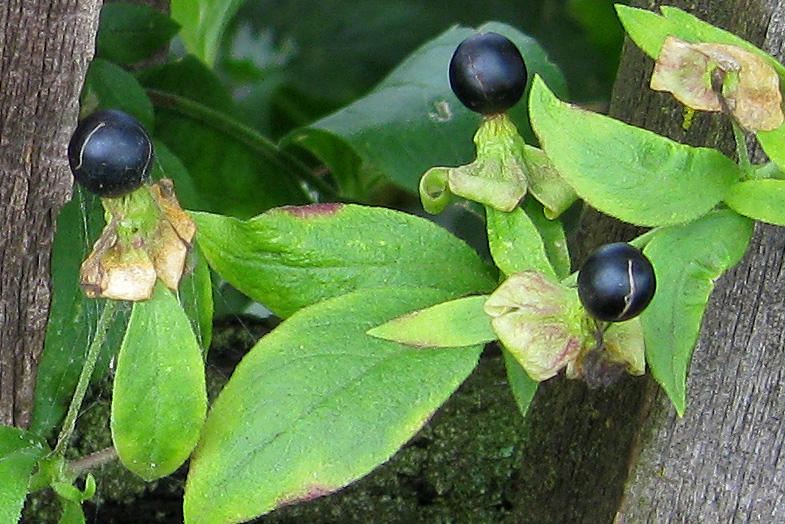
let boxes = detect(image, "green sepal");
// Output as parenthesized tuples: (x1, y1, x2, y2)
(419, 113, 528, 213)
(523, 145, 578, 219)
(367, 295, 496, 348)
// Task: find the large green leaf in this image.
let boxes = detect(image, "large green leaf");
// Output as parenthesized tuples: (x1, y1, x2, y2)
(0, 425, 47, 524)
(193, 204, 496, 318)
(642, 210, 753, 415)
(111, 283, 206, 481)
(285, 22, 567, 196)
(171, 0, 245, 66)
(96, 2, 180, 66)
(140, 57, 310, 219)
(31, 195, 129, 438)
(183, 287, 483, 524)
(529, 76, 740, 226)
(367, 295, 496, 348)
(725, 179, 785, 226)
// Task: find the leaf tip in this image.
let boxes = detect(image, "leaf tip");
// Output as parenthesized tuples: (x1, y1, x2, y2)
(276, 484, 337, 509)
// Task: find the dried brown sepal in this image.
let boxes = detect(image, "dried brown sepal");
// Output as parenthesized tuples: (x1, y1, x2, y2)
(80, 178, 197, 301)
(565, 318, 645, 389)
(484, 271, 587, 381)
(651, 36, 784, 132)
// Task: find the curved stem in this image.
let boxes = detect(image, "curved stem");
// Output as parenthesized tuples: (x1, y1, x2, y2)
(52, 300, 119, 459)
(145, 89, 342, 201)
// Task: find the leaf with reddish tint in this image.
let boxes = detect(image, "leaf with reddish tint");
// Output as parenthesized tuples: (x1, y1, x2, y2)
(193, 204, 496, 317)
(183, 287, 482, 524)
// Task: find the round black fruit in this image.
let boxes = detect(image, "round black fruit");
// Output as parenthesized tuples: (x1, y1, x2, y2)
(449, 32, 528, 115)
(68, 109, 153, 198)
(577, 243, 656, 322)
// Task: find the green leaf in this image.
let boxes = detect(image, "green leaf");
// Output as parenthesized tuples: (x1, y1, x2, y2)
(502, 351, 539, 419)
(368, 295, 496, 348)
(111, 283, 207, 481)
(140, 57, 310, 218)
(193, 204, 496, 318)
(757, 127, 785, 173)
(286, 22, 567, 196)
(725, 179, 785, 225)
(529, 76, 740, 226)
(0, 425, 47, 524)
(642, 210, 753, 415)
(184, 287, 482, 524)
(58, 501, 86, 524)
(522, 199, 571, 280)
(82, 59, 154, 130)
(96, 3, 180, 65)
(31, 195, 129, 438)
(179, 246, 214, 352)
(486, 206, 558, 280)
(171, 0, 245, 67)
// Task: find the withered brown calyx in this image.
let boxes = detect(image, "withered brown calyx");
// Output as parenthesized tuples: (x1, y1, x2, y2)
(80, 178, 196, 301)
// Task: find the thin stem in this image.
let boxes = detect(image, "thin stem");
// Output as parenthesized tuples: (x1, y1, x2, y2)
(53, 300, 119, 459)
(145, 89, 343, 201)
(69, 447, 119, 477)
(731, 120, 752, 174)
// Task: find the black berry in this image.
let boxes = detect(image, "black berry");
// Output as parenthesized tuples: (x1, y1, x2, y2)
(449, 32, 528, 115)
(577, 243, 656, 322)
(68, 109, 153, 198)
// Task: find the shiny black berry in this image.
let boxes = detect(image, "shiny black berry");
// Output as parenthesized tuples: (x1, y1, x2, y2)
(449, 32, 528, 115)
(577, 243, 656, 322)
(68, 109, 153, 198)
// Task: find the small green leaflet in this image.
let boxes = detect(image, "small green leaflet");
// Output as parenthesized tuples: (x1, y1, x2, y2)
(368, 295, 496, 348)
(486, 204, 562, 280)
(502, 351, 539, 419)
(111, 283, 207, 481)
(184, 287, 483, 524)
(0, 425, 47, 524)
(641, 210, 753, 415)
(725, 179, 785, 226)
(193, 204, 496, 318)
(756, 128, 785, 174)
(529, 76, 740, 226)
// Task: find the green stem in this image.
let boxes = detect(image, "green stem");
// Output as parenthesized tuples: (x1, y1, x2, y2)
(732, 120, 752, 175)
(145, 89, 342, 201)
(52, 300, 119, 459)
